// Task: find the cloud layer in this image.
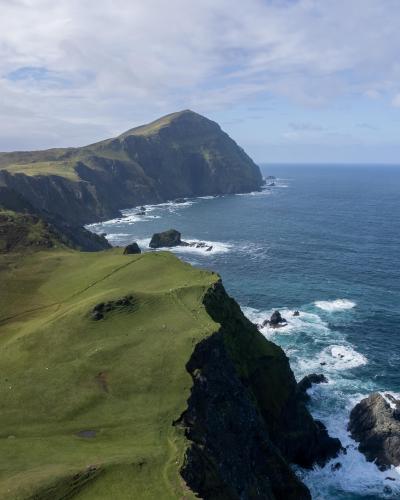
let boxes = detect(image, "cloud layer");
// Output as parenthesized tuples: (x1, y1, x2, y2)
(1, 0, 400, 150)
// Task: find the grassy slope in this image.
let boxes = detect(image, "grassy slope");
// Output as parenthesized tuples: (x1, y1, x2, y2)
(0, 210, 65, 253)
(2, 161, 79, 181)
(0, 111, 216, 180)
(0, 111, 185, 178)
(0, 249, 219, 499)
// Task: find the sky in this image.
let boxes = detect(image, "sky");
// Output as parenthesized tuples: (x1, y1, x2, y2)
(1, 0, 400, 163)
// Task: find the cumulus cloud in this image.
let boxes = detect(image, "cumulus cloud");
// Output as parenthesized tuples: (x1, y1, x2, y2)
(1, 0, 400, 149)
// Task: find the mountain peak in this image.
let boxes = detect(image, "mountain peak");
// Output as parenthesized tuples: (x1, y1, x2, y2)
(120, 109, 214, 138)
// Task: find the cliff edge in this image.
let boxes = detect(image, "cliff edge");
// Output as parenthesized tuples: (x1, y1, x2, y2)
(0, 250, 339, 499)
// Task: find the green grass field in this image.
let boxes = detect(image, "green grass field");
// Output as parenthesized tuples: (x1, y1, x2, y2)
(0, 249, 219, 499)
(0, 161, 79, 181)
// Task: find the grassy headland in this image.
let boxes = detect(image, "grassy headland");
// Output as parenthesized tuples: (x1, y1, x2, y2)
(0, 249, 218, 499)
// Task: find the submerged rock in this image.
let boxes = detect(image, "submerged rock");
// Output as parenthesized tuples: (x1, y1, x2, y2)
(149, 229, 185, 248)
(123, 242, 142, 254)
(348, 392, 400, 470)
(293, 310, 300, 317)
(298, 374, 328, 401)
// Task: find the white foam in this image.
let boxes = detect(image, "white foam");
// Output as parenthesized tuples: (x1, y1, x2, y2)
(135, 237, 231, 256)
(104, 233, 131, 244)
(244, 302, 394, 498)
(315, 299, 356, 312)
(300, 396, 400, 499)
(299, 344, 367, 372)
(381, 392, 400, 410)
(242, 306, 330, 339)
(173, 239, 231, 255)
(235, 188, 272, 197)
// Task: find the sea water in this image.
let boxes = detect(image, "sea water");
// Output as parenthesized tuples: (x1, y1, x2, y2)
(88, 164, 400, 499)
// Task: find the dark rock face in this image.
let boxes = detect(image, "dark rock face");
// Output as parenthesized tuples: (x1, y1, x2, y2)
(0, 208, 110, 253)
(348, 393, 400, 470)
(298, 374, 328, 401)
(177, 282, 342, 499)
(149, 229, 183, 248)
(177, 332, 311, 500)
(0, 186, 110, 252)
(262, 310, 287, 328)
(123, 242, 141, 254)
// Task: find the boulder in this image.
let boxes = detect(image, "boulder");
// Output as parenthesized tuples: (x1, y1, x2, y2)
(298, 374, 328, 401)
(348, 392, 400, 470)
(123, 242, 142, 254)
(293, 310, 300, 317)
(149, 229, 184, 248)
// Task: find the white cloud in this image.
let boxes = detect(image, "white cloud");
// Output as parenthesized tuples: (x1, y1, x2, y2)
(392, 93, 400, 107)
(1, 0, 400, 149)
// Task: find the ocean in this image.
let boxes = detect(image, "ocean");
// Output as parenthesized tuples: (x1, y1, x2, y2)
(88, 164, 400, 499)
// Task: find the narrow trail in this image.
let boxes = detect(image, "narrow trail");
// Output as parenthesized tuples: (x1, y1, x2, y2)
(0, 256, 144, 327)
(68, 255, 145, 300)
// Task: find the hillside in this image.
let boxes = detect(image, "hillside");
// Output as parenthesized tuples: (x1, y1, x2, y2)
(0, 249, 340, 499)
(0, 208, 110, 253)
(0, 111, 263, 227)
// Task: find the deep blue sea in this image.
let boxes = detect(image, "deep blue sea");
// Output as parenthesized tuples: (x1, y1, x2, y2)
(89, 164, 400, 499)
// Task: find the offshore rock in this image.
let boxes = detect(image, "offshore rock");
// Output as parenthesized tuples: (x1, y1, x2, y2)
(348, 392, 400, 470)
(263, 310, 287, 328)
(149, 229, 185, 248)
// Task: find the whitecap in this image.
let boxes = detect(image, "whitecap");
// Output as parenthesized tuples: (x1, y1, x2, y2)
(135, 237, 231, 256)
(315, 299, 356, 312)
(104, 233, 131, 244)
(235, 188, 272, 197)
(242, 306, 331, 344)
(173, 239, 231, 255)
(299, 344, 367, 372)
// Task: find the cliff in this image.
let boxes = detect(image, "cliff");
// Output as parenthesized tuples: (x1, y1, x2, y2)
(0, 249, 339, 499)
(0, 110, 263, 227)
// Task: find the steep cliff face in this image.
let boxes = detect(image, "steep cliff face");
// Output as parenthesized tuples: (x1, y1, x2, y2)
(0, 110, 263, 226)
(0, 208, 110, 253)
(0, 186, 110, 252)
(176, 282, 342, 500)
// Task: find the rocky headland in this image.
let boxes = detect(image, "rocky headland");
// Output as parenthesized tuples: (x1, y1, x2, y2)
(0, 110, 263, 251)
